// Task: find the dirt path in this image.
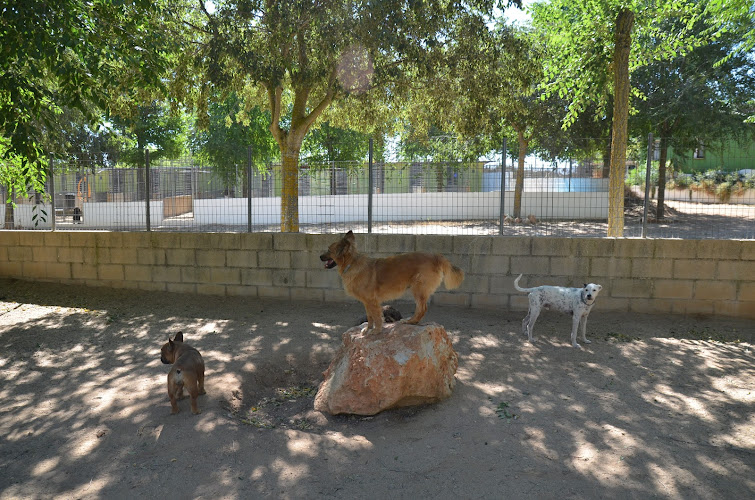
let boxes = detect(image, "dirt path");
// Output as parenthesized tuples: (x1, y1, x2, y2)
(0, 278, 753, 499)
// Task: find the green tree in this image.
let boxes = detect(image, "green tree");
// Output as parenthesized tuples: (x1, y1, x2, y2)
(180, 0, 519, 231)
(531, 0, 703, 236)
(0, 0, 173, 204)
(191, 93, 278, 195)
(631, 18, 755, 219)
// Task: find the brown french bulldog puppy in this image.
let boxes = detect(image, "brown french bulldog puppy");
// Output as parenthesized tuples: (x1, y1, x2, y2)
(160, 332, 206, 415)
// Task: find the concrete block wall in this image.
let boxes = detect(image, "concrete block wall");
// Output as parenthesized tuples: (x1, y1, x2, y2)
(0, 231, 753, 319)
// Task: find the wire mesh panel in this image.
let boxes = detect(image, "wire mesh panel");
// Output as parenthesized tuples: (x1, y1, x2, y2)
(2, 140, 753, 239)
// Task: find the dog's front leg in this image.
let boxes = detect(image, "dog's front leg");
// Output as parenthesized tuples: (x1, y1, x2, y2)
(580, 315, 591, 345)
(571, 314, 583, 348)
(362, 303, 383, 334)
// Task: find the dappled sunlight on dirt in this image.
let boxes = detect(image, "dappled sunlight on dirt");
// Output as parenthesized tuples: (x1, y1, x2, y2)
(0, 278, 753, 498)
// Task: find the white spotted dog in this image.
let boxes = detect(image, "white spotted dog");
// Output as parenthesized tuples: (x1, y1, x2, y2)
(514, 274, 603, 349)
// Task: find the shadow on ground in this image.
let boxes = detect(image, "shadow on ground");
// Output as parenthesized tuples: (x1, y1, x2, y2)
(0, 279, 753, 499)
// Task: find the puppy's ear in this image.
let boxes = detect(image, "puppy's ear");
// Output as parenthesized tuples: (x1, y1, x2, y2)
(174, 331, 184, 343)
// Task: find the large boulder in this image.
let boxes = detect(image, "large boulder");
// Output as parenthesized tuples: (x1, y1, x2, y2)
(314, 322, 458, 416)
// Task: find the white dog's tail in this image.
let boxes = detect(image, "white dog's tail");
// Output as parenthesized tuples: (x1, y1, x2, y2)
(513, 274, 535, 293)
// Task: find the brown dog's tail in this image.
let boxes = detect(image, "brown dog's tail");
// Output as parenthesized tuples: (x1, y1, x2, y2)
(442, 259, 465, 290)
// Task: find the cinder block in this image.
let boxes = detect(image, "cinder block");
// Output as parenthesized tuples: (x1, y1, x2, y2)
(492, 237, 530, 256)
(0, 261, 22, 277)
(590, 257, 631, 279)
(273, 233, 307, 251)
(695, 240, 742, 260)
(573, 238, 615, 258)
(121, 232, 151, 248)
(138, 248, 166, 266)
(453, 235, 492, 256)
(43, 232, 70, 247)
(226, 250, 257, 268)
(307, 269, 341, 289)
(257, 250, 290, 269)
(718, 261, 755, 280)
(675, 300, 714, 316)
(123, 265, 153, 282)
(96, 232, 123, 249)
(457, 274, 489, 294)
(211, 267, 241, 285)
(739, 283, 755, 302)
(241, 268, 273, 286)
(240, 233, 274, 250)
(165, 249, 196, 266)
(98, 264, 124, 281)
(272, 269, 306, 288)
(0, 232, 20, 247)
(714, 300, 755, 319)
(467, 255, 508, 276)
(549, 257, 590, 278)
(654, 240, 697, 259)
(673, 259, 716, 280)
(109, 248, 139, 265)
(433, 291, 470, 307)
(470, 293, 505, 309)
(57, 247, 84, 264)
(33, 247, 58, 263)
(150, 266, 181, 283)
(510, 257, 549, 276)
(181, 266, 211, 284)
(613, 239, 653, 258)
(7, 246, 30, 262)
(71, 262, 98, 281)
(324, 289, 350, 302)
(46, 263, 71, 280)
(377, 234, 416, 253)
(694, 281, 736, 301)
(653, 279, 694, 299)
(593, 296, 629, 312)
(631, 258, 674, 279)
(69, 232, 96, 247)
(416, 235, 453, 253)
(139, 281, 167, 292)
(740, 242, 755, 261)
(196, 250, 225, 267)
(611, 278, 652, 298)
(290, 250, 321, 270)
(151, 232, 182, 249)
(533, 238, 572, 257)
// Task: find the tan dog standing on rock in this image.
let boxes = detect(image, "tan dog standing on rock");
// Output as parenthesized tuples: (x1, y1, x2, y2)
(320, 230, 465, 334)
(160, 331, 206, 414)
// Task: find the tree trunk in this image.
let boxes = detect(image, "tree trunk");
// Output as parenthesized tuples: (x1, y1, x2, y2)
(280, 148, 300, 232)
(513, 129, 528, 219)
(607, 9, 634, 237)
(4, 187, 14, 229)
(656, 135, 668, 220)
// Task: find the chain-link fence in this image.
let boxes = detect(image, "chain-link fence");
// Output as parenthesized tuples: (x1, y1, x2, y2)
(2, 140, 754, 239)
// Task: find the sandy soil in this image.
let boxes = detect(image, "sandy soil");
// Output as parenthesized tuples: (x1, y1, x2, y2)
(0, 278, 753, 499)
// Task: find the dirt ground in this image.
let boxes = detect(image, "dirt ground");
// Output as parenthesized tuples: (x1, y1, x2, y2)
(0, 277, 753, 499)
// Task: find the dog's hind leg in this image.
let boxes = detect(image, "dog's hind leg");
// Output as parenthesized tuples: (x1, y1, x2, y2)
(406, 292, 429, 325)
(198, 366, 206, 395)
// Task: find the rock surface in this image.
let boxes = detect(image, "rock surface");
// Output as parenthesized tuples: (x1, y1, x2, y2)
(314, 322, 458, 415)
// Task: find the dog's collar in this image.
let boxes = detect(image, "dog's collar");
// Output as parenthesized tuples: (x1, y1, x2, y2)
(343, 263, 351, 274)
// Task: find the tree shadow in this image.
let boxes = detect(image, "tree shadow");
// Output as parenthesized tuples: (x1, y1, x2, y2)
(0, 280, 752, 498)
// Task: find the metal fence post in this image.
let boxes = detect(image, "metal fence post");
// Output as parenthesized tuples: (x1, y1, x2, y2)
(49, 154, 56, 232)
(145, 149, 151, 232)
(499, 137, 506, 235)
(642, 133, 653, 238)
(247, 145, 253, 233)
(368, 138, 373, 234)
